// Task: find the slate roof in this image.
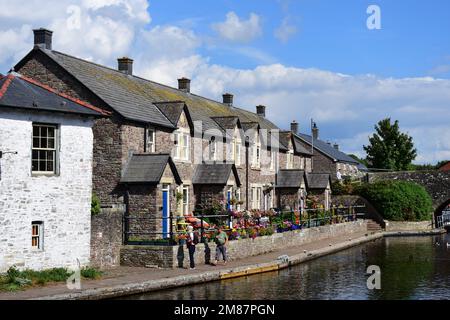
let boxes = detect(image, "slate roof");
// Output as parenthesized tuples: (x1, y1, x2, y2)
(306, 173, 331, 189)
(192, 163, 241, 186)
(121, 154, 182, 184)
(153, 101, 186, 127)
(0, 73, 107, 117)
(17, 48, 280, 134)
(297, 133, 365, 167)
(293, 135, 313, 156)
(276, 170, 306, 188)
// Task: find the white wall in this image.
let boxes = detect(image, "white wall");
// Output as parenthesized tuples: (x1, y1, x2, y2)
(0, 110, 94, 272)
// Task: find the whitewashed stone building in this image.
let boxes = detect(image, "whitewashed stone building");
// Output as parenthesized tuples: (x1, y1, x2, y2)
(0, 72, 107, 272)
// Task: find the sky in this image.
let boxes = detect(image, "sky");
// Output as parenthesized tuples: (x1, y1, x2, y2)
(0, 0, 449, 164)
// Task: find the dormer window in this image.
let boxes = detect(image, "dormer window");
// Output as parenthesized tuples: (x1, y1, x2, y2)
(208, 138, 217, 161)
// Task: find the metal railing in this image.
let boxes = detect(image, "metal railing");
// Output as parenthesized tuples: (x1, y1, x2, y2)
(123, 205, 367, 246)
(436, 212, 450, 229)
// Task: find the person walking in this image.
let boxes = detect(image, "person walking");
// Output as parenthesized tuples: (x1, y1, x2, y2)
(211, 226, 228, 266)
(186, 225, 199, 269)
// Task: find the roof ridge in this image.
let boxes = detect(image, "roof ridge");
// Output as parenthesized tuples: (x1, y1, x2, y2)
(0, 74, 15, 100)
(19, 74, 110, 116)
(46, 49, 279, 127)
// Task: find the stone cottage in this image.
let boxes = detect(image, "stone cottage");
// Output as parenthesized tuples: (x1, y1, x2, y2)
(295, 123, 367, 181)
(0, 72, 107, 272)
(14, 28, 329, 246)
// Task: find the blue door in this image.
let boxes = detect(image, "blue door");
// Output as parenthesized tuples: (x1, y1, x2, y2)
(162, 185, 170, 239)
(227, 188, 232, 211)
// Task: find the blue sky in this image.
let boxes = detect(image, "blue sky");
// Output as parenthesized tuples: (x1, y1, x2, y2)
(149, 0, 450, 78)
(0, 0, 449, 164)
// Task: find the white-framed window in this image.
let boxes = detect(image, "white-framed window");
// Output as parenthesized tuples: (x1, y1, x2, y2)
(235, 188, 241, 211)
(267, 149, 276, 170)
(173, 130, 190, 161)
(300, 157, 305, 170)
(182, 186, 189, 215)
(251, 186, 262, 209)
(234, 139, 241, 166)
(31, 221, 44, 250)
(147, 128, 155, 153)
(286, 150, 294, 169)
(208, 138, 216, 161)
(32, 124, 58, 174)
(252, 144, 261, 168)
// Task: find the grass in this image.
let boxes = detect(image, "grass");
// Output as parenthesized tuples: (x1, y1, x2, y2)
(0, 266, 103, 292)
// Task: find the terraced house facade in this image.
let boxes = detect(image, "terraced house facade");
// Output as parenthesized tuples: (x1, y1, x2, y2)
(15, 29, 340, 240)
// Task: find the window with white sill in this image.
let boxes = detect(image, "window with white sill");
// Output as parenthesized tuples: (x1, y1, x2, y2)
(32, 221, 44, 250)
(286, 150, 294, 169)
(32, 123, 58, 175)
(173, 130, 190, 161)
(208, 139, 216, 161)
(146, 128, 155, 153)
(182, 186, 189, 215)
(234, 139, 241, 166)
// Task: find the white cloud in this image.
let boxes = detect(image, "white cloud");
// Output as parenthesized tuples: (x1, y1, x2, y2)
(274, 17, 298, 43)
(0, 1, 449, 164)
(212, 12, 262, 43)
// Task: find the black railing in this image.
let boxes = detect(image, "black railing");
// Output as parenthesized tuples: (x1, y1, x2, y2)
(123, 205, 367, 246)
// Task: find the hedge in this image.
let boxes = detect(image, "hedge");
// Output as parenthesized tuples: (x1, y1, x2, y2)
(356, 181, 433, 221)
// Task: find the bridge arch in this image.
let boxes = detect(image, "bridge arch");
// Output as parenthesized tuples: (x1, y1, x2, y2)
(434, 199, 450, 226)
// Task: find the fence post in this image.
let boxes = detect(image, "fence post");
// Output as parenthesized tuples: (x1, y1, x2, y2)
(308, 210, 311, 228)
(169, 214, 173, 242)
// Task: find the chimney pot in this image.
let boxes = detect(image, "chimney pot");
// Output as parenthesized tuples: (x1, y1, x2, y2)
(290, 120, 299, 134)
(178, 77, 191, 93)
(256, 105, 266, 117)
(312, 122, 319, 140)
(33, 28, 53, 50)
(334, 143, 339, 150)
(118, 57, 133, 75)
(222, 93, 234, 106)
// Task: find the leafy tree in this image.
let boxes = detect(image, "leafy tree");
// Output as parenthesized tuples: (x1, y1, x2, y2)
(364, 118, 417, 170)
(347, 154, 369, 167)
(356, 181, 433, 221)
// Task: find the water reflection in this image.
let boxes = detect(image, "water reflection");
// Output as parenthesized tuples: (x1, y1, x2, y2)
(124, 234, 450, 300)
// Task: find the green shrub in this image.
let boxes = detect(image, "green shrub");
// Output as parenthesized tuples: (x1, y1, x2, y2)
(91, 193, 101, 216)
(81, 267, 103, 279)
(356, 181, 433, 221)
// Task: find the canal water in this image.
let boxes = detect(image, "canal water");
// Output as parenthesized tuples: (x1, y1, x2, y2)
(125, 234, 450, 300)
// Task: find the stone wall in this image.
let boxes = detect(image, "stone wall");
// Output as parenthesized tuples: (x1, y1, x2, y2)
(385, 221, 432, 232)
(90, 206, 124, 269)
(0, 110, 94, 272)
(120, 220, 368, 268)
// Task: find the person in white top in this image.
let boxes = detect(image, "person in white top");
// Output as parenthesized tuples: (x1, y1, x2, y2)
(336, 169, 342, 181)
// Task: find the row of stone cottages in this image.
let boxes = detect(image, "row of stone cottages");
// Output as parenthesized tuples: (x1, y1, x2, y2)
(0, 28, 366, 272)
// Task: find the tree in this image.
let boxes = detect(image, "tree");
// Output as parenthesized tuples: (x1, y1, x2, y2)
(348, 154, 369, 167)
(363, 118, 417, 170)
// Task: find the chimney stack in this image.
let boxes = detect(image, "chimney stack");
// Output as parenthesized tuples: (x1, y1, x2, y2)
(178, 77, 191, 93)
(256, 105, 266, 118)
(222, 93, 234, 106)
(118, 57, 133, 75)
(333, 143, 339, 150)
(33, 28, 53, 50)
(312, 122, 319, 140)
(290, 120, 299, 134)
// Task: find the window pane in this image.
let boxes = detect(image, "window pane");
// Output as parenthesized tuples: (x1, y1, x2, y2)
(47, 160, 54, 172)
(33, 137, 40, 148)
(40, 136, 48, 148)
(39, 160, 46, 172)
(48, 127, 55, 137)
(48, 137, 55, 149)
(33, 125, 39, 137)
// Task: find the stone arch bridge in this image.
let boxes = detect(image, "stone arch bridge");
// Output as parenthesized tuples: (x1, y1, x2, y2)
(367, 171, 450, 225)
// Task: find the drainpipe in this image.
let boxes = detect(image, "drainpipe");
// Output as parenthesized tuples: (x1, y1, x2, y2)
(245, 136, 250, 210)
(124, 186, 130, 245)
